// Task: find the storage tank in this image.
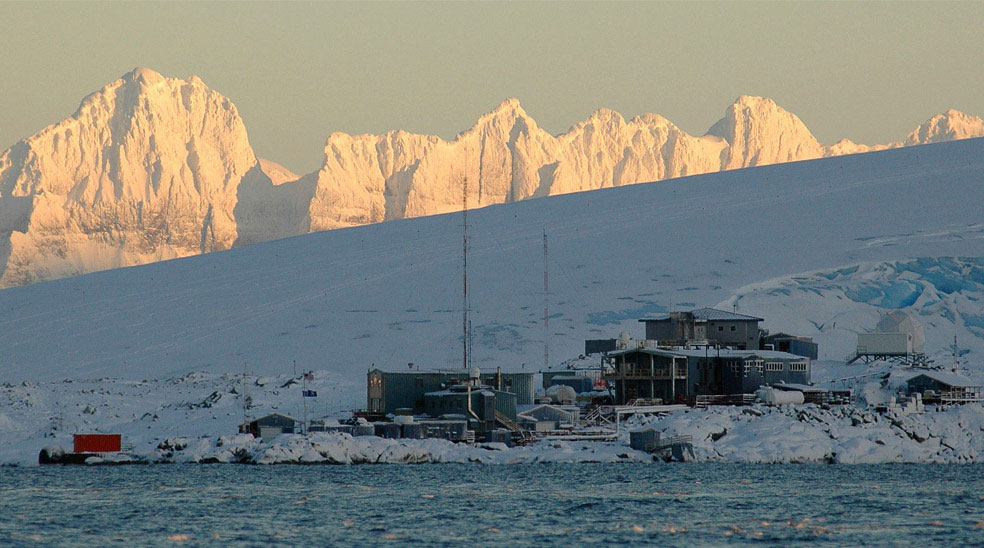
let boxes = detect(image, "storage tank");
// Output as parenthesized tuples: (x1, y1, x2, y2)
(756, 387, 805, 405)
(545, 384, 577, 405)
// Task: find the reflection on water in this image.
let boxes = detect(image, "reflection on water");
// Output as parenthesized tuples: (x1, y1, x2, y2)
(2, 464, 983, 547)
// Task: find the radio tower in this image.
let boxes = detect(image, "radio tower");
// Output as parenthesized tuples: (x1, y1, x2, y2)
(543, 230, 549, 370)
(462, 176, 470, 370)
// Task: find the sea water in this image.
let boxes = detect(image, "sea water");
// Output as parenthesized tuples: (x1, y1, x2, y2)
(1, 464, 983, 546)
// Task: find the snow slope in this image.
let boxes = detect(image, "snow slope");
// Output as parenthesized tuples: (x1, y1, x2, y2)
(2, 68, 983, 287)
(1, 136, 983, 390)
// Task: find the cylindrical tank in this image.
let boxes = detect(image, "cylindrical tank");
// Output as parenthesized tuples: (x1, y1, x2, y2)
(546, 384, 577, 405)
(756, 388, 805, 405)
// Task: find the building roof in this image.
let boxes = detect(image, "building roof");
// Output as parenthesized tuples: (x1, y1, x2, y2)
(250, 413, 299, 423)
(638, 307, 764, 322)
(771, 382, 826, 393)
(763, 332, 816, 342)
(688, 308, 764, 321)
(370, 367, 533, 376)
(907, 371, 980, 388)
(607, 347, 805, 361)
(425, 388, 496, 397)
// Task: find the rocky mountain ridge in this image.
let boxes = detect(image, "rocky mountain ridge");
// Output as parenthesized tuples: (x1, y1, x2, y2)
(1, 67, 982, 287)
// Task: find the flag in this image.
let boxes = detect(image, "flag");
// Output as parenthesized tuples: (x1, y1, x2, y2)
(303, 372, 315, 381)
(302, 389, 317, 398)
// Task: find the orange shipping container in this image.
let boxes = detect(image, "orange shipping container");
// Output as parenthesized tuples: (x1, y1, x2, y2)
(73, 434, 122, 453)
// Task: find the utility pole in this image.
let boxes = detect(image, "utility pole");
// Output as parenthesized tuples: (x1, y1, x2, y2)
(543, 230, 549, 370)
(241, 361, 248, 432)
(297, 360, 307, 435)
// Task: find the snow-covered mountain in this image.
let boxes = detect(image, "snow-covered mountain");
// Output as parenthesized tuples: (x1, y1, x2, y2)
(1, 68, 983, 288)
(0, 68, 257, 286)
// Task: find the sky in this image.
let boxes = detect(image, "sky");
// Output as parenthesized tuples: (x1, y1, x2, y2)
(1, 2, 983, 174)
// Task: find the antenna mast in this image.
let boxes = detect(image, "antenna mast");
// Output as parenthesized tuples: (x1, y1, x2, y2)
(241, 361, 248, 430)
(462, 176, 470, 370)
(543, 230, 549, 370)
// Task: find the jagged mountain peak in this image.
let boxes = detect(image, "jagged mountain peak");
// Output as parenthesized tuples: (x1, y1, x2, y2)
(732, 94, 777, 107)
(0, 67, 258, 286)
(124, 66, 166, 84)
(711, 95, 806, 131)
(906, 108, 984, 145)
(472, 97, 532, 127)
(630, 112, 675, 128)
(706, 95, 821, 168)
(3, 69, 984, 288)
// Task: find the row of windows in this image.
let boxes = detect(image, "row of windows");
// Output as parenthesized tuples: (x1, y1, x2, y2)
(727, 359, 808, 375)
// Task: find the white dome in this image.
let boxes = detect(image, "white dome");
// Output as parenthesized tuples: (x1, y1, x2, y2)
(469, 366, 481, 379)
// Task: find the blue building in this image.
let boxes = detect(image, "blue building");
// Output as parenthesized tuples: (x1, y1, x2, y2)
(760, 332, 819, 360)
(366, 367, 534, 415)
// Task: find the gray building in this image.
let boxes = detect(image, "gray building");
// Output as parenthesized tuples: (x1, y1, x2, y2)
(517, 404, 578, 432)
(639, 308, 764, 350)
(367, 368, 535, 415)
(606, 347, 810, 404)
(240, 413, 299, 439)
(423, 386, 517, 433)
(906, 371, 983, 404)
(761, 332, 819, 360)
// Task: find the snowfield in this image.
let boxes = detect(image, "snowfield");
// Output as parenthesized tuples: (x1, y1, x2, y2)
(2, 133, 984, 466)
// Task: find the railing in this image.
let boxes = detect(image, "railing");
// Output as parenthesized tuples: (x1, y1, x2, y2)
(690, 394, 757, 407)
(624, 398, 664, 407)
(939, 390, 984, 404)
(494, 411, 522, 432)
(583, 406, 615, 426)
(605, 368, 687, 379)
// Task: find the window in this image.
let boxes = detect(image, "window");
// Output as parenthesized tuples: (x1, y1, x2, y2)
(730, 326, 736, 332)
(718, 326, 724, 332)
(766, 362, 783, 371)
(790, 362, 808, 372)
(415, 378, 423, 388)
(729, 361, 740, 375)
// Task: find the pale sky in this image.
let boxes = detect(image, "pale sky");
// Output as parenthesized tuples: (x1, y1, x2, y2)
(1, 2, 982, 174)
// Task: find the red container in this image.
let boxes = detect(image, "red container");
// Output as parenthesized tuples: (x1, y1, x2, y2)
(73, 434, 122, 453)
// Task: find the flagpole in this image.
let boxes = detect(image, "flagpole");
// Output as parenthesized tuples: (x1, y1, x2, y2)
(300, 363, 308, 435)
